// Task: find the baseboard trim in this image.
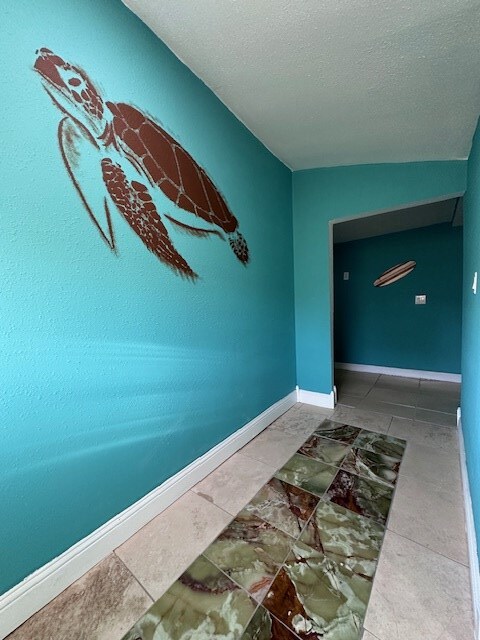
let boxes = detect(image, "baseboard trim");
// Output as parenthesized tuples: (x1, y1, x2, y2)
(336, 362, 461, 383)
(296, 386, 335, 409)
(0, 390, 297, 638)
(458, 412, 480, 640)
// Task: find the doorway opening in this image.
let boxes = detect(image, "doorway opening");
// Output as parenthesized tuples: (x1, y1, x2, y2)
(330, 196, 463, 408)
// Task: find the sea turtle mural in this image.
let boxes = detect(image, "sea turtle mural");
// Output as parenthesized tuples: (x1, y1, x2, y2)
(33, 48, 249, 280)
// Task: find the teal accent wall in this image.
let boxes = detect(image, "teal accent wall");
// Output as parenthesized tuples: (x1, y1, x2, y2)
(0, 0, 295, 593)
(334, 224, 463, 373)
(293, 161, 467, 394)
(462, 118, 480, 549)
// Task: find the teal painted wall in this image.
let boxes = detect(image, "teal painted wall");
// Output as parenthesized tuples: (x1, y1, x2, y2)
(462, 118, 480, 548)
(293, 161, 467, 394)
(0, 0, 295, 593)
(334, 224, 463, 373)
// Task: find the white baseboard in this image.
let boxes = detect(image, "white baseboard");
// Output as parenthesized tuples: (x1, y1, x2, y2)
(336, 362, 461, 383)
(458, 412, 480, 640)
(296, 386, 336, 409)
(0, 390, 297, 638)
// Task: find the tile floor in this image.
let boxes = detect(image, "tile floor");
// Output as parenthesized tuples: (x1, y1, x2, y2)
(7, 372, 473, 640)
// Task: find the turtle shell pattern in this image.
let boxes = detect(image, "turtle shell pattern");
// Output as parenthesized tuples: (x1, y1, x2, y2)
(107, 102, 239, 234)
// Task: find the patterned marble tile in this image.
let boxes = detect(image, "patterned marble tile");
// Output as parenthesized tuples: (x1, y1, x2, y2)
(122, 555, 256, 640)
(263, 541, 372, 640)
(325, 469, 394, 525)
(245, 477, 319, 538)
(240, 606, 299, 639)
(275, 453, 338, 497)
(298, 434, 350, 466)
(341, 447, 400, 487)
(312, 420, 361, 444)
(353, 431, 406, 459)
(203, 510, 294, 600)
(299, 500, 384, 578)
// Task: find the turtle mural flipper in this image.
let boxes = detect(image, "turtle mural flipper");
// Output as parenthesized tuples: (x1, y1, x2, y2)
(58, 117, 116, 250)
(101, 159, 197, 280)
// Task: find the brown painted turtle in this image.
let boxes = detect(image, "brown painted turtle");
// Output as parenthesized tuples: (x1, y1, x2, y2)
(33, 48, 249, 280)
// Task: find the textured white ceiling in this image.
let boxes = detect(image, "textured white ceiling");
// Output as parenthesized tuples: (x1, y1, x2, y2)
(123, 0, 480, 169)
(333, 198, 460, 243)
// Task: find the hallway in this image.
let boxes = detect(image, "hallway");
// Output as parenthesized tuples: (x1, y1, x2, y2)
(7, 373, 472, 639)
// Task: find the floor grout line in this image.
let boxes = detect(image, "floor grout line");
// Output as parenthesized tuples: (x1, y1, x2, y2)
(112, 551, 157, 604)
(385, 526, 470, 569)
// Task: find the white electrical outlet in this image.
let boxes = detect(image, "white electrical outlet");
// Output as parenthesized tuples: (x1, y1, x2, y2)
(473, 272, 477, 295)
(343, 272, 349, 281)
(415, 294, 427, 305)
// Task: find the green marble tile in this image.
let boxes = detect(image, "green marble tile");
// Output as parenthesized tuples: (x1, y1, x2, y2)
(325, 469, 394, 525)
(299, 500, 384, 577)
(240, 606, 299, 639)
(204, 510, 294, 601)
(122, 555, 256, 640)
(245, 477, 319, 538)
(275, 453, 337, 498)
(298, 434, 350, 466)
(341, 447, 400, 487)
(353, 431, 406, 459)
(312, 420, 361, 444)
(263, 541, 371, 639)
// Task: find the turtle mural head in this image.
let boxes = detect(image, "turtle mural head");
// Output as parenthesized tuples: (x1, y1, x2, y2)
(34, 48, 104, 133)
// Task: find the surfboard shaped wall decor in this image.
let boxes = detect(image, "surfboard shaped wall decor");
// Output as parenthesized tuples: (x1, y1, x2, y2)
(373, 260, 416, 287)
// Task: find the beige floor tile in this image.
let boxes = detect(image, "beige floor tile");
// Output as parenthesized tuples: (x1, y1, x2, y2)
(239, 426, 306, 469)
(336, 381, 374, 397)
(415, 408, 458, 427)
(419, 380, 460, 396)
(6, 555, 152, 640)
(192, 451, 275, 516)
(399, 441, 462, 489)
(387, 474, 468, 566)
(270, 405, 329, 438)
(115, 490, 231, 600)
(331, 405, 391, 433)
(366, 387, 418, 406)
(335, 370, 379, 384)
(294, 402, 335, 419)
(364, 530, 473, 640)
(375, 375, 420, 391)
(335, 393, 360, 407)
(357, 398, 415, 419)
(389, 417, 459, 451)
(416, 392, 460, 414)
